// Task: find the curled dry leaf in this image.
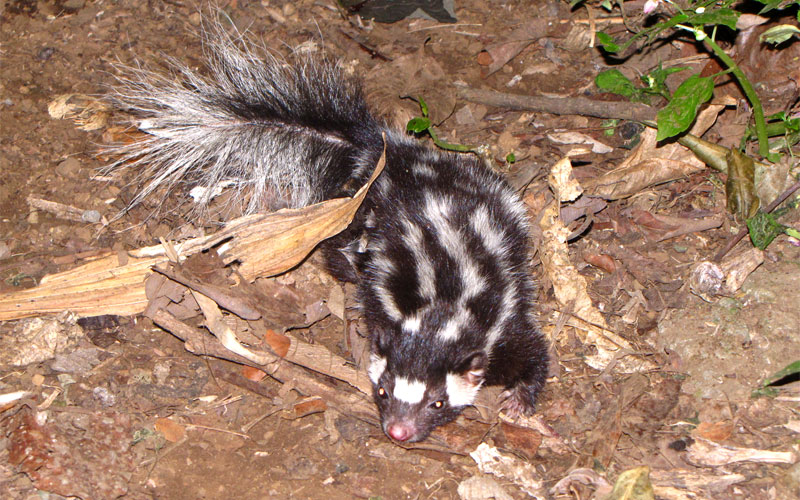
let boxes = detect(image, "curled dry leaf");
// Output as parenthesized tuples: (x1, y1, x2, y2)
(585, 101, 734, 200)
(469, 443, 544, 498)
(725, 148, 760, 220)
(293, 398, 327, 418)
(584, 253, 617, 273)
(540, 158, 645, 371)
(550, 468, 613, 497)
(649, 469, 745, 498)
(48, 94, 110, 131)
(547, 131, 613, 154)
(264, 329, 291, 358)
(0, 143, 385, 321)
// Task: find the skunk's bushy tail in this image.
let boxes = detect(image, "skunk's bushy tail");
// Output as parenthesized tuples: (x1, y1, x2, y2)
(106, 25, 384, 217)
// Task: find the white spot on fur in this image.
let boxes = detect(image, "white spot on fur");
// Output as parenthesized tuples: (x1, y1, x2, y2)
(377, 176, 392, 198)
(412, 162, 437, 178)
(439, 319, 460, 341)
(437, 307, 472, 342)
(394, 377, 427, 404)
(402, 315, 422, 334)
(446, 372, 483, 407)
(368, 354, 387, 384)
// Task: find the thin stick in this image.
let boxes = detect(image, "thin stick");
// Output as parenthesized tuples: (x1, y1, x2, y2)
(456, 87, 656, 122)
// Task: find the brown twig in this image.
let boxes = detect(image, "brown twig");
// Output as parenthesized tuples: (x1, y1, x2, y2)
(713, 177, 800, 262)
(456, 87, 657, 122)
(148, 308, 378, 423)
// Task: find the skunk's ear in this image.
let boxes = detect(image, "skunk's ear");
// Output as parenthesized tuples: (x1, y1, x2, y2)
(371, 325, 390, 353)
(459, 351, 488, 387)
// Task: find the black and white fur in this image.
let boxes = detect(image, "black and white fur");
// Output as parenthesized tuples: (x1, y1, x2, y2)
(107, 26, 548, 443)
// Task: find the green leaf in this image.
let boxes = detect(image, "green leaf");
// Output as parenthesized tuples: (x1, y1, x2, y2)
(505, 152, 516, 163)
(656, 74, 714, 141)
(754, 0, 794, 15)
(688, 8, 739, 30)
(645, 65, 686, 89)
(761, 360, 800, 387)
(747, 211, 786, 249)
(602, 119, 619, 136)
(595, 69, 637, 97)
(596, 31, 621, 53)
(406, 117, 431, 134)
(726, 148, 760, 220)
(760, 24, 800, 45)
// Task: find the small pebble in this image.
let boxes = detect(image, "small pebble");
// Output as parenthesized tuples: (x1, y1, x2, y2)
(37, 47, 55, 61)
(81, 210, 101, 223)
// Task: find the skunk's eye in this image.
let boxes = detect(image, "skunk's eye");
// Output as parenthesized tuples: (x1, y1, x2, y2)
(431, 400, 444, 409)
(378, 387, 388, 398)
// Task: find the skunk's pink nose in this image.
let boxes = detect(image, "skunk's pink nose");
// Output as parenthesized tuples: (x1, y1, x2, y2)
(387, 423, 413, 442)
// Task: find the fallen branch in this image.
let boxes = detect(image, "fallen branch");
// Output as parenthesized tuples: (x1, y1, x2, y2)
(456, 86, 656, 122)
(149, 308, 378, 423)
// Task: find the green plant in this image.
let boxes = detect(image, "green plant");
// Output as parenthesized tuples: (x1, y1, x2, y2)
(746, 200, 800, 249)
(753, 360, 800, 398)
(406, 96, 475, 152)
(594, 0, 800, 161)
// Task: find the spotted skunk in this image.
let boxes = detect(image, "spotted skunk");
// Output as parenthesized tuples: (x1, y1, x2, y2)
(107, 26, 549, 442)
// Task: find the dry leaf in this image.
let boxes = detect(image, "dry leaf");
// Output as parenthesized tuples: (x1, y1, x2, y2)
(0, 145, 385, 321)
(695, 421, 734, 442)
(725, 148, 760, 219)
(469, 443, 544, 497)
(540, 158, 645, 371)
(604, 466, 655, 500)
(293, 398, 327, 418)
(154, 417, 185, 442)
(264, 329, 291, 358)
(585, 101, 734, 200)
(241, 366, 267, 382)
(48, 94, 110, 131)
(584, 253, 617, 273)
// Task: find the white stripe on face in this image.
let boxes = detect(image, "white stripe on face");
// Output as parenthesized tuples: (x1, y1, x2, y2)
(393, 377, 427, 404)
(368, 354, 387, 384)
(446, 372, 483, 407)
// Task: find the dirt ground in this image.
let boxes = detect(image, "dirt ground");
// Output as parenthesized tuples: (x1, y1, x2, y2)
(1, 0, 800, 499)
